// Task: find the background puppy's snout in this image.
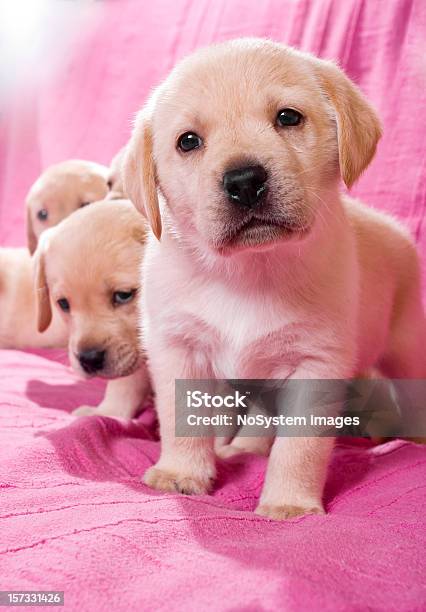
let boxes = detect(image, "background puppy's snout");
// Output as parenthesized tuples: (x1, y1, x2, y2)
(78, 348, 106, 374)
(223, 165, 268, 209)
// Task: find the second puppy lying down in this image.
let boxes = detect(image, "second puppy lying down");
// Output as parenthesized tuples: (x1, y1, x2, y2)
(34, 199, 151, 418)
(0, 248, 68, 349)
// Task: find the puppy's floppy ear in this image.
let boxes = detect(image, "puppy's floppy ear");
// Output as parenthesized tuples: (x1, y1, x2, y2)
(26, 205, 38, 255)
(33, 244, 52, 333)
(316, 60, 382, 188)
(123, 110, 162, 240)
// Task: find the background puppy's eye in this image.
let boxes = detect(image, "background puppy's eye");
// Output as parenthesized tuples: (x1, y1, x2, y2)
(107, 180, 113, 189)
(177, 132, 203, 152)
(37, 209, 48, 221)
(276, 108, 303, 127)
(57, 298, 70, 313)
(80, 202, 90, 208)
(112, 289, 136, 306)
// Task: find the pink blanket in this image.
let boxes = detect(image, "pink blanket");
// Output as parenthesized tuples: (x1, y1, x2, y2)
(1, 1, 425, 610)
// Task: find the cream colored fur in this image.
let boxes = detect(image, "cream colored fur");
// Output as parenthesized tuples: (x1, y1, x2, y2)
(123, 38, 425, 520)
(33, 199, 151, 418)
(26, 159, 109, 254)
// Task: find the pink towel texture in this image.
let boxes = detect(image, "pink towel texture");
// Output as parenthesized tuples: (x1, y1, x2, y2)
(0, 1, 425, 610)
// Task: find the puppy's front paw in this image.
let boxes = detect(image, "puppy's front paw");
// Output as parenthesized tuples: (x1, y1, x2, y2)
(73, 405, 98, 417)
(215, 444, 243, 459)
(255, 503, 325, 521)
(72, 405, 128, 421)
(143, 465, 213, 495)
(216, 438, 272, 459)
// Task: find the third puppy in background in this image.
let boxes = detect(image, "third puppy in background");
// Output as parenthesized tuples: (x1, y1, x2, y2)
(106, 147, 128, 200)
(26, 159, 109, 254)
(1, 159, 109, 349)
(123, 38, 426, 520)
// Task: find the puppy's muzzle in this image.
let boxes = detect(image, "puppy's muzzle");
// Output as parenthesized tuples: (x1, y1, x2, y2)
(223, 165, 268, 209)
(78, 348, 106, 374)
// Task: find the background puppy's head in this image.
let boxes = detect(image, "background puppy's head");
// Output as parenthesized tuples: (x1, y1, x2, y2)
(106, 147, 128, 200)
(26, 160, 110, 254)
(34, 199, 147, 379)
(124, 38, 381, 255)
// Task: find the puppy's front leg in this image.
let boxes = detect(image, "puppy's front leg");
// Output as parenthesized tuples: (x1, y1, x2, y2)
(255, 365, 347, 520)
(256, 436, 333, 520)
(73, 362, 151, 419)
(144, 347, 216, 495)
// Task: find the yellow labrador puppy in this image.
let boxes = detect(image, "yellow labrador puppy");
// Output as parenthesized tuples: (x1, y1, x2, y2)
(0, 160, 110, 349)
(34, 199, 151, 418)
(0, 247, 67, 349)
(123, 39, 426, 520)
(106, 147, 128, 200)
(26, 159, 109, 254)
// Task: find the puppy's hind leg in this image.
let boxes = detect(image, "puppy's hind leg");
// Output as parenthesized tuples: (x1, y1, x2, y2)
(73, 363, 151, 419)
(379, 278, 426, 379)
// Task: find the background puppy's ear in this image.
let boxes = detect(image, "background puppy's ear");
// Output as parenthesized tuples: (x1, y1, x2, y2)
(33, 246, 52, 333)
(316, 61, 382, 188)
(26, 205, 38, 255)
(123, 111, 162, 239)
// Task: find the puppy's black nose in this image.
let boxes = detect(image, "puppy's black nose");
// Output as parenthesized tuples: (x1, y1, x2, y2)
(78, 349, 106, 374)
(223, 165, 268, 208)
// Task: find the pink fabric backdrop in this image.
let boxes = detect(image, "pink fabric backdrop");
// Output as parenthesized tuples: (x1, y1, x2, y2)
(0, 1, 425, 610)
(1, 0, 426, 293)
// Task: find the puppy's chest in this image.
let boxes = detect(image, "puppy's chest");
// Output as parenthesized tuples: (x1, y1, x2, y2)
(165, 289, 307, 379)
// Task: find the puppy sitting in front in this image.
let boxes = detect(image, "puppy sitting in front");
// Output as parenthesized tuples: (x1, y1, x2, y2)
(124, 39, 426, 520)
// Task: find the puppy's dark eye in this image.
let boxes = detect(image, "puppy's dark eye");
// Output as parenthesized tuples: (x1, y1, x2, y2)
(276, 108, 303, 127)
(112, 290, 136, 306)
(57, 298, 70, 313)
(37, 209, 48, 221)
(177, 132, 203, 152)
(80, 202, 90, 208)
(107, 179, 113, 189)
